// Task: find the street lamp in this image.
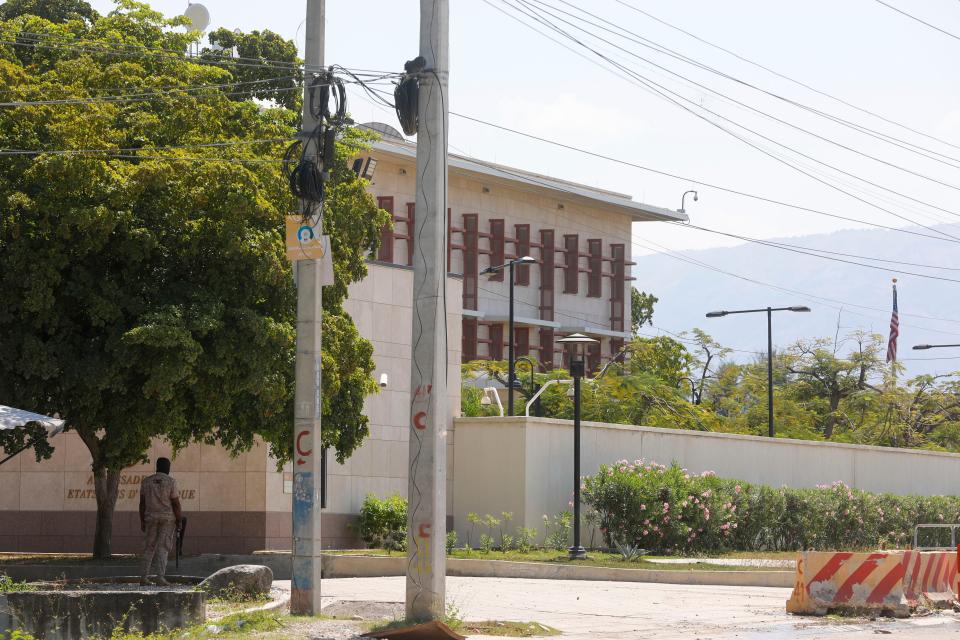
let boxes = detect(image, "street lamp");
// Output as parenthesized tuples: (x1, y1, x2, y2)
(556, 332, 598, 560)
(705, 305, 811, 438)
(482, 256, 537, 415)
(913, 344, 960, 350)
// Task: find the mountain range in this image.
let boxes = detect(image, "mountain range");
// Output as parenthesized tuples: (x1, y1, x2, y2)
(632, 224, 960, 378)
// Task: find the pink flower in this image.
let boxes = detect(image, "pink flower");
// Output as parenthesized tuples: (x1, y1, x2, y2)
(644, 519, 650, 526)
(938, 513, 945, 521)
(731, 523, 737, 529)
(653, 525, 659, 532)
(734, 485, 742, 494)
(663, 502, 670, 511)
(643, 529, 649, 536)
(640, 504, 647, 511)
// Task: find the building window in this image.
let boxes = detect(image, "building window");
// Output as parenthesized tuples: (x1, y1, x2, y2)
(489, 219, 505, 282)
(515, 327, 530, 358)
(539, 328, 555, 370)
(539, 229, 555, 321)
(488, 324, 504, 361)
(462, 317, 478, 363)
(376, 196, 394, 263)
(587, 342, 601, 375)
(610, 243, 626, 332)
(563, 234, 579, 294)
(463, 214, 479, 311)
(403, 202, 415, 266)
(515, 224, 531, 286)
(587, 238, 602, 298)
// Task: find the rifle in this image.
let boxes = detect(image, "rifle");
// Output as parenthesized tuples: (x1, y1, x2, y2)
(176, 517, 187, 569)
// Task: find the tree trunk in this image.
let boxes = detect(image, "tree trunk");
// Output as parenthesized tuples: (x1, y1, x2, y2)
(92, 468, 121, 559)
(824, 391, 842, 439)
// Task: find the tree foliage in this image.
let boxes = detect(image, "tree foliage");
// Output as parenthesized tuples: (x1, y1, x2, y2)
(0, 0, 388, 556)
(630, 288, 657, 333)
(462, 326, 960, 454)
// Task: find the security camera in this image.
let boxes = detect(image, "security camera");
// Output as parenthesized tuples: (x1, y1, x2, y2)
(379, 373, 389, 388)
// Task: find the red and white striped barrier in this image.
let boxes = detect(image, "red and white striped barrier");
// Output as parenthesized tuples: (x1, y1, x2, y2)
(786, 551, 909, 617)
(900, 550, 958, 608)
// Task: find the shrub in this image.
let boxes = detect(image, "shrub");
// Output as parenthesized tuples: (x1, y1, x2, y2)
(583, 459, 960, 553)
(358, 493, 407, 551)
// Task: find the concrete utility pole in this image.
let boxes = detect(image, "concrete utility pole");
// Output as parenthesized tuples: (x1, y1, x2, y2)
(406, 0, 449, 621)
(291, 0, 325, 617)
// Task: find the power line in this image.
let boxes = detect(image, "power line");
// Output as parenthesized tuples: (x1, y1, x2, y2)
(441, 137, 960, 333)
(675, 222, 960, 282)
(501, 0, 960, 236)
(444, 108, 960, 245)
(873, 0, 960, 42)
(352, 82, 960, 333)
(525, 0, 960, 179)
(0, 76, 299, 107)
(612, 0, 960, 158)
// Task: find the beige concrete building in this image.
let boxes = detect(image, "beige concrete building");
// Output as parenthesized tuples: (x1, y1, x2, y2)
(0, 126, 684, 552)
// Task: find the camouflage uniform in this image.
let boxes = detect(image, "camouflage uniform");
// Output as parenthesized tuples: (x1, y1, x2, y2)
(140, 472, 179, 580)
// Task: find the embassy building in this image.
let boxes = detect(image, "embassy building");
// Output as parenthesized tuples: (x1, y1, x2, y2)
(0, 124, 685, 553)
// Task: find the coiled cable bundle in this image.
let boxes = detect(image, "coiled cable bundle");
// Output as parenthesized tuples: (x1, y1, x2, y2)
(394, 56, 426, 136)
(283, 68, 348, 211)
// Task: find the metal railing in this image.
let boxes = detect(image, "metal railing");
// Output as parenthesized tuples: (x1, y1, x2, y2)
(913, 523, 960, 550)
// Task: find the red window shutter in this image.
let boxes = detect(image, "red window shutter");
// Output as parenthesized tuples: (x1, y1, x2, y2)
(587, 239, 602, 298)
(610, 244, 626, 332)
(539, 328, 555, 370)
(563, 234, 579, 294)
(463, 214, 479, 311)
(377, 196, 394, 263)
(515, 224, 531, 286)
(489, 219, 505, 282)
(488, 324, 504, 361)
(587, 342, 601, 375)
(462, 318, 478, 363)
(516, 327, 530, 357)
(539, 229, 555, 321)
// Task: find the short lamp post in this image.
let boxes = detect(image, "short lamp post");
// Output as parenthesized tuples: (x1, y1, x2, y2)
(481, 256, 537, 415)
(556, 332, 598, 560)
(913, 344, 960, 350)
(515, 355, 540, 416)
(706, 305, 811, 438)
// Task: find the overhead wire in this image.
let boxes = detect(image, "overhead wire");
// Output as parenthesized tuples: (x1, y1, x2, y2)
(524, 0, 960, 180)
(873, 0, 960, 43)
(499, 0, 960, 238)
(611, 0, 960, 158)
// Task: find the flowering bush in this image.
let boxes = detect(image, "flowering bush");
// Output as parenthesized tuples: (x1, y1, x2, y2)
(582, 460, 960, 553)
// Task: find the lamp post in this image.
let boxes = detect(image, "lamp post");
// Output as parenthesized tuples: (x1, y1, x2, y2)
(706, 305, 811, 438)
(913, 344, 960, 350)
(556, 332, 599, 560)
(481, 256, 537, 415)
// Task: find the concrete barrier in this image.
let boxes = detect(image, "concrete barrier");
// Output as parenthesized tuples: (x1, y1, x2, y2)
(900, 550, 958, 608)
(0, 589, 205, 640)
(786, 552, 910, 617)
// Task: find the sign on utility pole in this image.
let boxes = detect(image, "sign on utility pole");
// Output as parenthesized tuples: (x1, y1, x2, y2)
(406, 0, 449, 621)
(291, 0, 325, 617)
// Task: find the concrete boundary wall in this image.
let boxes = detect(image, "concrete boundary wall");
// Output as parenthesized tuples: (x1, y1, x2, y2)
(452, 417, 960, 542)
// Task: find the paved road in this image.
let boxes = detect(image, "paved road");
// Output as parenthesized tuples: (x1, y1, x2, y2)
(307, 577, 960, 639)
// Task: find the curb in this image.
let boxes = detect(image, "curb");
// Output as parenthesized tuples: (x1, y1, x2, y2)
(322, 554, 795, 588)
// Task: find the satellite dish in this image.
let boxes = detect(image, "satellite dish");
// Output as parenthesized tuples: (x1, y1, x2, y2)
(183, 3, 210, 32)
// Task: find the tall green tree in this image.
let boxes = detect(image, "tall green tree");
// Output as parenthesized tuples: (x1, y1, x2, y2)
(630, 288, 657, 333)
(0, 0, 388, 557)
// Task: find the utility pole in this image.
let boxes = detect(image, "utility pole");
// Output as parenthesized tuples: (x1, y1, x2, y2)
(406, 0, 449, 621)
(291, 0, 324, 617)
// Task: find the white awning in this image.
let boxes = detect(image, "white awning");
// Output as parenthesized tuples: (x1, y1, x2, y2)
(0, 405, 65, 436)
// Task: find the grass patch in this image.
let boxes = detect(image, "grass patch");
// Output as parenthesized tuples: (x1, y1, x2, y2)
(0, 553, 138, 566)
(460, 621, 561, 637)
(205, 590, 272, 619)
(0, 575, 37, 592)
(329, 548, 789, 571)
(366, 618, 559, 638)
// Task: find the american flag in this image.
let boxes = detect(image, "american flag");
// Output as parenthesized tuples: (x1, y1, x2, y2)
(886, 280, 899, 363)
